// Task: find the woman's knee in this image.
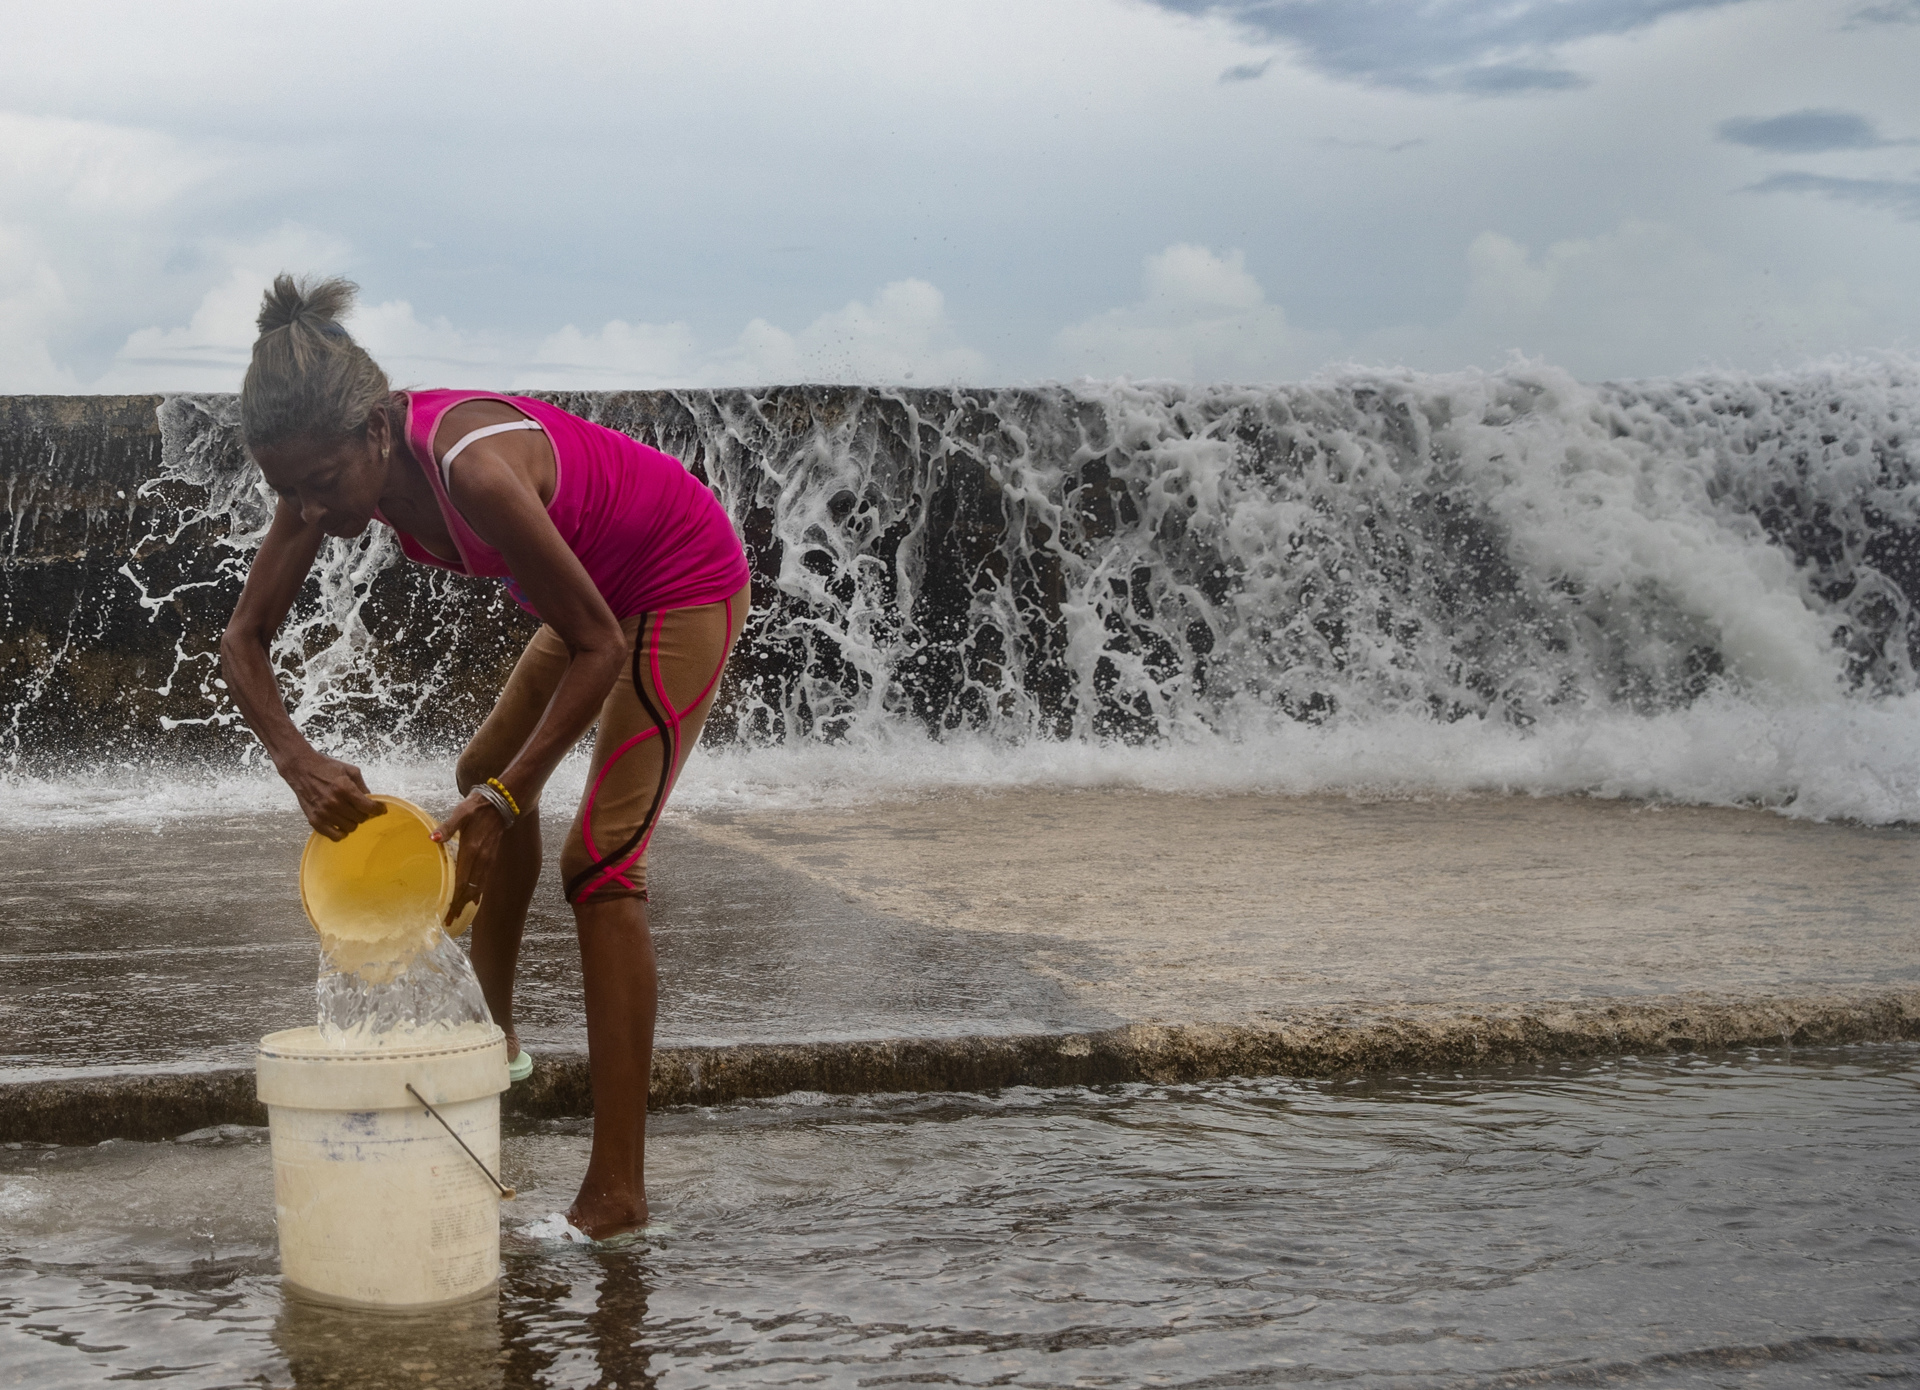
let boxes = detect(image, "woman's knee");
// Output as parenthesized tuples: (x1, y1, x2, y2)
(454, 748, 501, 797)
(561, 841, 649, 905)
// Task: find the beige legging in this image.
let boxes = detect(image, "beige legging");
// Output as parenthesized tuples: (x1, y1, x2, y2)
(458, 582, 750, 902)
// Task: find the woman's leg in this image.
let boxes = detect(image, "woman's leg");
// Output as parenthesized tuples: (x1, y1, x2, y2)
(568, 893, 656, 1236)
(465, 809, 541, 1058)
(561, 585, 750, 1237)
(456, 624, 572, 1058)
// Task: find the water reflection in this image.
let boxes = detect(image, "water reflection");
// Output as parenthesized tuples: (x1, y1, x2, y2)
(4, 1047, 1917, 1388)
(503, 1250, 657, 1389)
(273, 1288, 503, 1390)
(271, 1252, 666, 1390)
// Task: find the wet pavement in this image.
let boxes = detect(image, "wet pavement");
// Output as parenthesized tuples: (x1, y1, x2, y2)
(688, 790, 1920, 1019)
(5, 790, 1918, 1082)
(0, 807, 1110, 1081)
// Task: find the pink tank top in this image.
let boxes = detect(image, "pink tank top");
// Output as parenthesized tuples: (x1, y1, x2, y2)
(377, 390, 749, 621)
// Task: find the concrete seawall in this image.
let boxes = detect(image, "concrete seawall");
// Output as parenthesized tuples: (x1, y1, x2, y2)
(7, 990, 1915, 1146)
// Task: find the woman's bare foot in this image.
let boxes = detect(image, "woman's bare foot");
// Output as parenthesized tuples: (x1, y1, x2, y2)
(567, 1190, 647, 1241)
(571, 896, 656, 1242)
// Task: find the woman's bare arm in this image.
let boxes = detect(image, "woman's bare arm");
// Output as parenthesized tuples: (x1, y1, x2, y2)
(220, 499, 385, 838)
(430, 438, 628, 918)
(450, 449, 627, 806)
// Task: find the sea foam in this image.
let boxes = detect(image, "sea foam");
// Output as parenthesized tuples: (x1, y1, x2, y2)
(5, 359, 1918, 826)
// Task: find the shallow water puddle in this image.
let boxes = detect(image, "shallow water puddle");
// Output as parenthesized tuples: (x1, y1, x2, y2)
(2, 1045, 1917, 1388)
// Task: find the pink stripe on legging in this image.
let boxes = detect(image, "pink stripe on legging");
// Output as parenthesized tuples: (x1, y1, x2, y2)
(575, 601, 732, 902)
(578, 614, 666, 895)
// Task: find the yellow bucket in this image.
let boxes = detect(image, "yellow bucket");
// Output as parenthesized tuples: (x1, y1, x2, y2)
(299, 795, 467, 943)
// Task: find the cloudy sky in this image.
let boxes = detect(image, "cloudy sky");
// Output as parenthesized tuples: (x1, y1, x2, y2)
(2, 0, 1915, 392)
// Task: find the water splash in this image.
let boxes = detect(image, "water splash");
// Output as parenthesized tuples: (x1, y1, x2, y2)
(150, 395, 505, 758)
(315, 928, 491, 1048)
(568, 361, 1916, 740)
(6, 361, 1920, 820)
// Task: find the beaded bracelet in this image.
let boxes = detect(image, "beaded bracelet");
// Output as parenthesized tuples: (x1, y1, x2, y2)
(474, 781, 517, 830)
(485, 777, 523, 819)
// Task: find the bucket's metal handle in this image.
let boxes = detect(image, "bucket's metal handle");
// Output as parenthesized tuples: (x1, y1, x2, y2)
(406, 1082, 516, 1200)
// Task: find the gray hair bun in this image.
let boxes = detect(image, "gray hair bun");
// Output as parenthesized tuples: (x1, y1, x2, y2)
(241, 274, 392, 450)
(256, 273, 356, 336)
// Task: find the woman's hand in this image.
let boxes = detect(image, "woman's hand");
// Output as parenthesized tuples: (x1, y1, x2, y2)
(284, 751, 386, 841)
(435, 793, 505, 927)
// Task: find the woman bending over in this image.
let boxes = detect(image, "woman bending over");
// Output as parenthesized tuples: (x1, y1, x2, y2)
(222, 275, 750, 1240)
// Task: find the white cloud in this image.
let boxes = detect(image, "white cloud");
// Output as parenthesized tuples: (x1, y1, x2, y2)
(517, 320, 700, 389)
(87, 226, 1880, 396)
(510, 279, 989, 389)
(0, 110, 230, 391)
(96, 269, 273, 392)
(0, 110, 216, 215)
(91, 227, 352, 392)
(1467, 222, 1868, 364)
(1046, 225, 1888, 384)
(0, 0, 1910, 393)
(706, 280, 989, 386)
(81, 267, 990, 393)
(0, 221, 80, 392)
(96, 276, 528, 394)
(54, 222, 1898, 397)
(1051, 244, 1332, 382)
(1360, 221, 1877, 378)
(357, 299, 515, 386)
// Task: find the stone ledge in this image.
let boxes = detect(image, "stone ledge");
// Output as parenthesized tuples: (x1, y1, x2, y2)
(6, 989, 1915, 1145)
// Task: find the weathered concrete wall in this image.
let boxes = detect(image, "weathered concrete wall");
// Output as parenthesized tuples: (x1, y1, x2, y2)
(0, 388, 1078, 767)
(1, 396, 179, 760)
(1, 395, 538, 768)
(6, 991, 1914, 1145)
(11, 378, 1920, 773)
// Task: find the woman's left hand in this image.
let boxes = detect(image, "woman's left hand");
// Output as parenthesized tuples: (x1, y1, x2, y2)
(434, 793, 505, 927)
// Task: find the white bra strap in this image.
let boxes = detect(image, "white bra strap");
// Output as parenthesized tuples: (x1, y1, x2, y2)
(439, 419, 545, 489)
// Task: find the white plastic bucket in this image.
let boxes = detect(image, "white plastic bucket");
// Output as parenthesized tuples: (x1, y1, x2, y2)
(256, 1024, 510, 1309)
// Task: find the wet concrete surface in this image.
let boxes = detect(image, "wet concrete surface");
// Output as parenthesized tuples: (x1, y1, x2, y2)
(6, 990, 1915, 1144)
(687, 790, 1920, 1016)
(5, 790, 1918, 1090)
(0, 807, 1112, 1082)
